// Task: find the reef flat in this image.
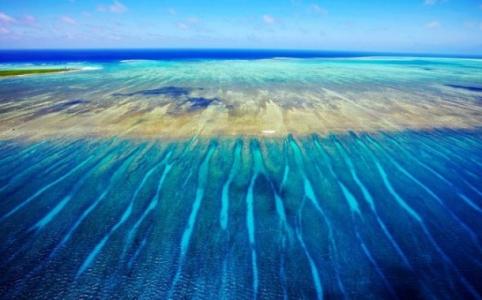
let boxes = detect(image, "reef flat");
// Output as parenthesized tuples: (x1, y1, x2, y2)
(0, 57, 481, 140)
(0, 53, 481, 299)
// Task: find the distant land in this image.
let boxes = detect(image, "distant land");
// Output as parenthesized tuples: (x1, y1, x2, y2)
(0, 68, 75, 77)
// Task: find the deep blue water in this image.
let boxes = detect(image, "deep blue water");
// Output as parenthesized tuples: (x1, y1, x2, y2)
(1, 49, 481, 63)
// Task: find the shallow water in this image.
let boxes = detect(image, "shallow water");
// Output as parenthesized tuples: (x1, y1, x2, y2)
(0, 53, 481, 299)
(1, 56, 482, 139)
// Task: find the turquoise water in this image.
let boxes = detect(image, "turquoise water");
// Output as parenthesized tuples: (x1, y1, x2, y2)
(0, 133, 481, 299)
(0, 53, 481, 299)
(1, 56, 482, 139)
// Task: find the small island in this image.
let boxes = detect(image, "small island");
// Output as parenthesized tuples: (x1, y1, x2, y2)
(0, 68, 76, 77)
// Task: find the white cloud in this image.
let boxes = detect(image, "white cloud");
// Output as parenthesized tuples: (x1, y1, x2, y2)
(168, 8, 176, 16)
(60, 16, 77, 25)
(176, 22, 188, 30)
(97, 1, 127, 14)
(110, 1, 127, 13)
(0, 26, 10, 34)
(186, 17, 199, 24)
(310, 4, 327, 15)
(262, 14, 276, 25)
(425, 20, 440, 29)
(0, 12, 15, 25)
(176, 17, 200, 30)
(20, 15, 36, 26)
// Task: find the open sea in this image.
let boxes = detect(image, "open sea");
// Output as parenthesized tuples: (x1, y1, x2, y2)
(0, 50, 481, 299)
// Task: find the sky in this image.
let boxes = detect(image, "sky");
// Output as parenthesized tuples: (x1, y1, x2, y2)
(0, 0, 481, 54)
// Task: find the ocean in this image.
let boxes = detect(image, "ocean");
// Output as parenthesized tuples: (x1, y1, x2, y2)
(0, 50, 481, 299)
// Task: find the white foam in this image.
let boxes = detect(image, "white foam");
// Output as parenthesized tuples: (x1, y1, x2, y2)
(120, 59, 153, 63)
(78, 66, 102, 71)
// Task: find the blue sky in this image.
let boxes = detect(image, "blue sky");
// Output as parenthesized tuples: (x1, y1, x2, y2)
(0, 0, 481, 54)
